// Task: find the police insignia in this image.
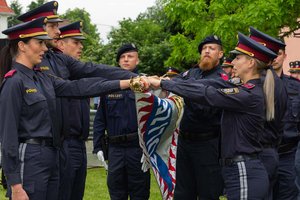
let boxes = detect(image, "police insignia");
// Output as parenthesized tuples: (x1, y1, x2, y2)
(220, 88, 239, 94)
(40, 66, 50, 71)
(107, 93, 123, 99)
(26, 88, 37, 93)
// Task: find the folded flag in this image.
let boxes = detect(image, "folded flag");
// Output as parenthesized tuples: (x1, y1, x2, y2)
(135, 91, 184, 200)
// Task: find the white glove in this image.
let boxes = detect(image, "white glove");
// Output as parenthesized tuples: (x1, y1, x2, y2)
(97, 151, 108, 170)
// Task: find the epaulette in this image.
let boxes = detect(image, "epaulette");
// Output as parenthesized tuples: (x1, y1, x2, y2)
(242, 83, 255, 89)
(4, 69, 17, 78)
(220, 73, 229, 81)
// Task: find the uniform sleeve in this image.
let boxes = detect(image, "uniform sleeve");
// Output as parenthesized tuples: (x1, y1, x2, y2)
(161, 79, 257, 112)
(58, 53, 137, 80)
(93, 99, 106, 153)
(51, 75, 121, 97)
(0, 78, 23, 185)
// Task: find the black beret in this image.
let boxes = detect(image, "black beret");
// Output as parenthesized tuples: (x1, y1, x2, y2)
(116, 43, 138, 62)
(198, 35, 222, 53)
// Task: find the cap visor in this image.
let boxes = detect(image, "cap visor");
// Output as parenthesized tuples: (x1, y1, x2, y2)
(71, 36, 86, 40)
(47, 18, 63, 23)
(34, 35, 52, 40)
(229, 49, 244, 55)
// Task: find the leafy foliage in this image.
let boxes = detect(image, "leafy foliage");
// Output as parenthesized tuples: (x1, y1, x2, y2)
(98, 3, 174, 75)
(7, 0, 23, 27)
(60, 8, 103, 63)
(163, 0, 300, 68)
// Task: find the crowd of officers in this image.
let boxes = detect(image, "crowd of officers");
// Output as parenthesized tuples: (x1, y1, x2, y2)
(0, 1, 300, 200)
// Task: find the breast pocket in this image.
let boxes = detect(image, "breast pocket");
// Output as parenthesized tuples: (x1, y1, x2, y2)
(106, 100, 122, 117)
(291, 99, 300, 121)
(23, 92, 47, 112)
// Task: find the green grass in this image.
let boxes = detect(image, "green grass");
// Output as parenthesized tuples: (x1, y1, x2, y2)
(0, 167, 162, 200)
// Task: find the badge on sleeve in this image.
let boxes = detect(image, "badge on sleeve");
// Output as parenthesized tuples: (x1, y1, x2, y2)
(220, 88, 239, 94)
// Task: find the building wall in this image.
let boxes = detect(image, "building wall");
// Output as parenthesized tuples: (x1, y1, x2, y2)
(283, 30, 300, 75)
(0, 16, 8, 39)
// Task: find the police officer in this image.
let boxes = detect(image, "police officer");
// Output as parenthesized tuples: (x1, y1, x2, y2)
(170, 35, 226, 199)
(17, 1, 138, 148)
(258, 32, 300, 199)
(249, 26, 288, 200)
(289, 61, 300, 80)
(93, 44, 150, 200)
(166, 67, 180, 78)
(145, 32, 277, 199)
(55, 21, 89, 200)
(0, 17, 133, 200)
(221, 57, 234, 77)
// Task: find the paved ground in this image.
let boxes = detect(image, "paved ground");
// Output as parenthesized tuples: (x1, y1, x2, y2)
(86, 140, 101, 168)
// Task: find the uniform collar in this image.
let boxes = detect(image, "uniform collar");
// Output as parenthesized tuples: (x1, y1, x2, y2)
(12, 61, 36, 81)
(199, 64, 223, 75)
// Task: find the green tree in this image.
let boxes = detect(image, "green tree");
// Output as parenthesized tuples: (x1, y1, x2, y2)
(99, 3, 173, 75)
(163, 0, 300, 68)
(8, 0, 23, 27)
(27, 0, 47, 11)
(61, 8, 104, 62)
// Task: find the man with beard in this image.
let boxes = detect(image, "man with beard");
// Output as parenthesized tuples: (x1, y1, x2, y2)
(172, 35, 226, 199)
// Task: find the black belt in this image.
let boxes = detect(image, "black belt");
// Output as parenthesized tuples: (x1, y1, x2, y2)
(179, 130, 219, 141)
(220, 154, 258, 166)
(20, 138, 53, 147)
(108, 132, 138, 144)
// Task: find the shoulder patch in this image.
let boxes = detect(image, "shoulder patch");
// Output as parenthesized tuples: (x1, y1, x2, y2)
(220, 73, 229, 81)
(4, 69, 17, 78)
(220, 88, 239, 94)
(242, 83, 255, 89)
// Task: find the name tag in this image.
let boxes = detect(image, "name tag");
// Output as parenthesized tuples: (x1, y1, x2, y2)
(107, 93, 123, 99)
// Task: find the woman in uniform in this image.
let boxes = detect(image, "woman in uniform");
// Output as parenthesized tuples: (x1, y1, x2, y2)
(0, 17, 131, 200)
(144, 32, 277, 199)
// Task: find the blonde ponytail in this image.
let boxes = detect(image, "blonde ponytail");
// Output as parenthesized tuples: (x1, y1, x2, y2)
(255, 59, 275, 121)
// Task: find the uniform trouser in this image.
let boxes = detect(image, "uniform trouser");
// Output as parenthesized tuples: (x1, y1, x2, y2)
(295, 141, 300, 199)
(259, 148, 279, 200)
(107, 145, 150, 200)
(7, 143, 59, 200)
(274, 147, 298, 200)
(222, 159, 269, 200)
(59, 138, 87, 200)
(174, 136, 223, 200)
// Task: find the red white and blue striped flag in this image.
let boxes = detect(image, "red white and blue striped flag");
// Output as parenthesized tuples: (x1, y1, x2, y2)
(135, 91, 184, 200)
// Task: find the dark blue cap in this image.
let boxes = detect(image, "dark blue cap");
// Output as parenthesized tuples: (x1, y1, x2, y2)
(59, 21, 85, 40)
(230, 32, 277, 63)
(17, 1, 63, 23)
(198, 35, 222, 53)
(3, 17, 51, 40)
(166, 67, 180, 76)
(116, 43, 138, 62)
(249, 26, 285, 54)
(222, 57, 233, 68)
